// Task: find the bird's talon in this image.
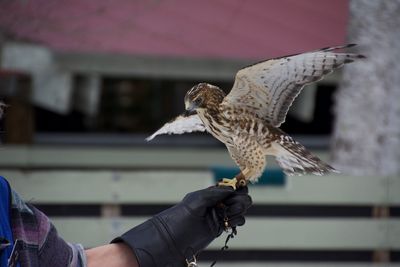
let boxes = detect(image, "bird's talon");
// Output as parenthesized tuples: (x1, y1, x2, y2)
(218, 178, 238, 190)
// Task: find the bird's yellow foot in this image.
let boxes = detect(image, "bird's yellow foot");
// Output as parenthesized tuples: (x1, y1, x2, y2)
(218, 178, 238, 190)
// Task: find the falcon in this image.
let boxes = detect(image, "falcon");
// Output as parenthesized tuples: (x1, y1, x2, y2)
(147, 44, 365, 189)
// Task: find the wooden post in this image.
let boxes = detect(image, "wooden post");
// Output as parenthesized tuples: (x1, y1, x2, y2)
(372, 205, 390, 263)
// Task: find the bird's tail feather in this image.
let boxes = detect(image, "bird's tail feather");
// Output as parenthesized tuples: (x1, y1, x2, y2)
(273, 141, 338, 176)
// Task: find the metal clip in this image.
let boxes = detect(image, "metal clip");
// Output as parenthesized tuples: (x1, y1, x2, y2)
(223, 217, 230, 231)
(186, 255, 198, 267)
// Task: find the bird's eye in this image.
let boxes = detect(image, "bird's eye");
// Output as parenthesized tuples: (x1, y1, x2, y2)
(195, 97, 203, 104)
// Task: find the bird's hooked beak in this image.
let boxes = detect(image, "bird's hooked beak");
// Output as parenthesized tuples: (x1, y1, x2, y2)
(184, 99, 197, 116)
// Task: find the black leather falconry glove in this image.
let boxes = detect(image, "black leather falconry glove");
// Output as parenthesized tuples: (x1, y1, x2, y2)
(112, 186, 252, 267)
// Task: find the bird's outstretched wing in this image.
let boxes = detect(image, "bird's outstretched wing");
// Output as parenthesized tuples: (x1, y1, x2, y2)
(146, 114, 206, 141)
(223, 44, 365, 127)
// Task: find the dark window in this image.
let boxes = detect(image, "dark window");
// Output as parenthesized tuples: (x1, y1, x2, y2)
(281, 84, 337, 135)
(34, 76, 233, 134)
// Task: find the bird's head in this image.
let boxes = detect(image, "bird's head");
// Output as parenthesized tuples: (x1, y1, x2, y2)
(184, 83, 226, 113)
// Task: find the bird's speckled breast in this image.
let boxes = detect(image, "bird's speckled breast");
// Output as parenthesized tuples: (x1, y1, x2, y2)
(197, 105, 275, 149)
(196, 109, 233, 146)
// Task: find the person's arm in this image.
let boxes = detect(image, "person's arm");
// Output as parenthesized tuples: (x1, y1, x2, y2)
(8, 179, 251, 267)
(10, 186, 139, 267)
(9, 188, 87, 266)
(86, 243, 139, 267)
(10, 184, 139, 267)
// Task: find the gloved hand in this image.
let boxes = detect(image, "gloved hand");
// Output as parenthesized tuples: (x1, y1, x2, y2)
(112, 186, 252, 267)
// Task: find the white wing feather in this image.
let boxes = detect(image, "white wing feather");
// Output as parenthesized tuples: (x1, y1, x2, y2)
(146, 114, 206, 141)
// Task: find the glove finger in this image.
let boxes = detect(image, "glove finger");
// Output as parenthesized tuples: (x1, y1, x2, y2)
(202, 186, 236, 206)
(183, 187, 234, 216)
(235, 186, 249, 194)
(228, 216, 246, 227)
(224, 193, 252, 209)
(226, 202, 247, 217)
(182, 186, 234, 210)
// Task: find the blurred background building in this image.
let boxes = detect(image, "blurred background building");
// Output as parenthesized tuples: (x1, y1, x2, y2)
(0, 0, 399, 266)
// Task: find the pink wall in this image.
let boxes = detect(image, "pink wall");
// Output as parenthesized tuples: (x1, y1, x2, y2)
(0, 0, 349, 60)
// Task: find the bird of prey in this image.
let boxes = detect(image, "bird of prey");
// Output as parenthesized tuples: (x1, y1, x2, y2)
(147, 44, 365, 189)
